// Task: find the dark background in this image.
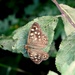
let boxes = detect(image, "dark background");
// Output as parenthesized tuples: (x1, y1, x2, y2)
(0, 0, 75, 75)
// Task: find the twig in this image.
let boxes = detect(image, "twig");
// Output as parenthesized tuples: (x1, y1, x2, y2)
(52, 0, 75, 28)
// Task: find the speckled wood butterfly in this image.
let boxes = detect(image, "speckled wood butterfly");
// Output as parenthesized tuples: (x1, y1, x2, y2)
(25, 22, 49, 64)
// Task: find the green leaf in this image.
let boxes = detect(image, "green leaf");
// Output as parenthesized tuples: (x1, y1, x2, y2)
(47, 70, 58, 75)
(0, 39, 15, 52)
(60, 4, 75, 36)
(0, 16, 58, 58)
(56, 32, 75, 73)
(54, 17, 65, 40)
(49, 42, 57, 57)
(62, 61, 75, 75)
(60, 62, 69, 74)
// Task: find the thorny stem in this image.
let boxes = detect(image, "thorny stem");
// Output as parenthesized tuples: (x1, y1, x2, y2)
(52, 0, 75, 28)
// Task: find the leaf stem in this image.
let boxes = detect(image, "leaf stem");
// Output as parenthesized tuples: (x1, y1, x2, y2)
(52, 0, 75, 28)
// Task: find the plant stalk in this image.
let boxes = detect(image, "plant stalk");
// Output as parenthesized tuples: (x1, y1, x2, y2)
(52, 0, 75, 28)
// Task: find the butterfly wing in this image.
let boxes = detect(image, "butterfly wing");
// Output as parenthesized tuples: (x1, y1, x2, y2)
(25, 22, 49, 64)
(27, 49, 49, 64)
(27, 22, 48, 48)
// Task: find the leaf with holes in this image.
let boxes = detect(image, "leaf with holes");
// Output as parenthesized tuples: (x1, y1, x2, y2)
(0, 16, 58, 58)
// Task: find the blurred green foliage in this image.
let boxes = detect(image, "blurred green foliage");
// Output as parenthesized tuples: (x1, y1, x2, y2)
(0, 0, 75, 75)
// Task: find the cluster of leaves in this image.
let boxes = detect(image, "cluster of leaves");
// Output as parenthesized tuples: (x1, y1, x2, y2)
(0, 0, 75, 75)
(48, 3, 75, 75)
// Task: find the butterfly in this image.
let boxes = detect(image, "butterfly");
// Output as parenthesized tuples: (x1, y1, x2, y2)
(25, 22, 49, 64)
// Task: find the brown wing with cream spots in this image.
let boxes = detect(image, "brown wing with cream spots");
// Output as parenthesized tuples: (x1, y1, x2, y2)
(25, 22, 49, 64)
(27, 22, 48, 48)
(27, 48, 49, 64)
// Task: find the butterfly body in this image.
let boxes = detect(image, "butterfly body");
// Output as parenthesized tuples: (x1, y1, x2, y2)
(25, 22, 49, 64)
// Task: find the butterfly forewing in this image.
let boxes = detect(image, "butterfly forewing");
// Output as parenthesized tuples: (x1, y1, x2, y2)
(25, 22, 49, 64)
(27, 22, 48, 48)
